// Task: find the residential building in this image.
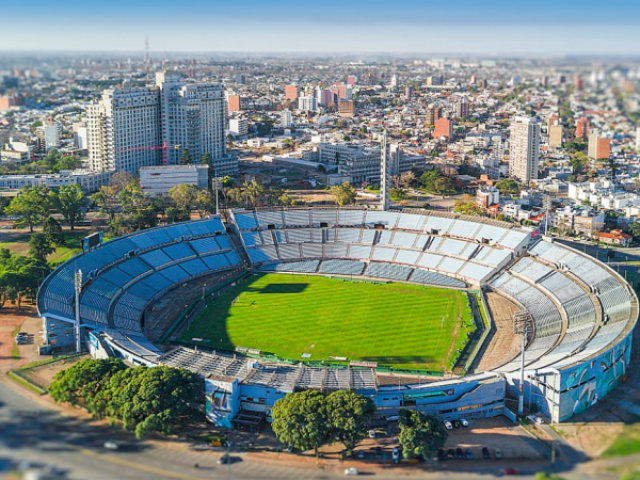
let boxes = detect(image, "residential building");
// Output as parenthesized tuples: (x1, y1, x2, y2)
(509, 116, 540, 183)
(0, 170, 111, 192)
(281, 109, 292, 128)
(1, 138, 31, 162)
(0, 94, 22, 111)
(596, 230, 632, 246)
(318, 143, 381, 185)
(316, 88, 334, 107)
(433, 117, 452, 139)
(553, 206, 605, 237)
(227, 94, 241, 112)
(87, 81, 162, 173)
(427, 75, 443, 86)
(549, 125, 563, 147)
(298, 96, 318, 112)
(156, 72, 227, 166)
(548, 114, 559, 132)
(476, 186, 500, 209)
(285, 85, 298, 101)
(575, 117, 589, 140)
(229, 118, 248, 137)
(588, 130, 611, 160)
(454, 97, 468, 118)
(337, 100, 354, 118)
(140, 164, 209, 196)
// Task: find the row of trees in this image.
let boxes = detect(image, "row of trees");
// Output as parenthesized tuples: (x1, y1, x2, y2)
(0, 249, 50, 309)
(49, 358, 200, 439)
(271, 389, 447, 461)
(0, 149, 82, 176)
(6, 183, 86, 232)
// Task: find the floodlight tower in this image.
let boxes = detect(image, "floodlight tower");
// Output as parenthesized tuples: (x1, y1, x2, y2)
(514, 309, 532, 416)
(380, 128, 390, 211)
(74, 269, 83, 353)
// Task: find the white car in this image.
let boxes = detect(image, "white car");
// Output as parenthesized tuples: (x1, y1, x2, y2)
(103, 440, 119, 450)
(368, 429, 376, 438)
(443, 420, 453, 430)
(344, 467, 360, 476)
(461, 418, 469, 427)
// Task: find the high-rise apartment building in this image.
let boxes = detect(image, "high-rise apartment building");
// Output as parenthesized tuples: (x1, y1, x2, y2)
(227, 94, 241, 112)
(509, 116, 540, 183)
(433, 117, 452, 139)
(588, 130, 611, 160)
(156, 72, 226, 166)
(575, 117, 589, 140)
(87, 82, 162, 173)
(337, 100, 354, 118)
(298, 96, 318, 112)
(316, 88, 334, 107)
(549, 125, 563, 147)
(281, 109, 292, 128)
(285, 85, 298, 101)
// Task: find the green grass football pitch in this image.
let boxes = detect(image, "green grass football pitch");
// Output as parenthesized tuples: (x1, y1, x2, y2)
(180, 273, 476, 372)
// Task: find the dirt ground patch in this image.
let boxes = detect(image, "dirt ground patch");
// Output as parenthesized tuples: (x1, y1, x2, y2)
(476, 292, 521, 371)
(0, 304, 38, 370)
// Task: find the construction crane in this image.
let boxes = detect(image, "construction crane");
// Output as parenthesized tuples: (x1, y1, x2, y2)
(116, 141, 181, 166)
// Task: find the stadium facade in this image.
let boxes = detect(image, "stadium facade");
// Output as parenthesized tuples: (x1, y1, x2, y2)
(37, 208, 637, 426)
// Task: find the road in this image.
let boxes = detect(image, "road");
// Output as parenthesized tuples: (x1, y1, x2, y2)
(0, 378, 632, 480)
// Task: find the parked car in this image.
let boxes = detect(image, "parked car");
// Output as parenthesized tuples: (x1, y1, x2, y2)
(465, 448, 473, 460)
(392, 447, 400, 462)
(437, 449, 446, 461)
(447, 449, 455, 460)
(482, 447, 490, 459)
(495, 449, 503, 459)
(344, 467, 360, 476)
(217, 454, 231, 465)
(452, 420, 462, 428)
(503, 467, 520, 475)
(456, 447, 464, 459)
(443, 420, 453, 430)
(15, 332, 28, 345)
(368, 429, 376, 438)
(461, 418, 469, 427)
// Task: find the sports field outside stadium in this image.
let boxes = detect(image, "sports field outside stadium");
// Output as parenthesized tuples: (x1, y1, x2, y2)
(180, 273, 476, 372)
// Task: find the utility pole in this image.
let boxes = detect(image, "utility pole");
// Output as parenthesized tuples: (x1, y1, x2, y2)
(74, 269, 82, 354)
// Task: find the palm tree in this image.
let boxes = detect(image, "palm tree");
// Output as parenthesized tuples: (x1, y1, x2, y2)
(241, 180, 265, 208)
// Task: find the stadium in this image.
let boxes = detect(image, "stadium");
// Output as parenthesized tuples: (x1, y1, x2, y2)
(37, 207, 637, 429)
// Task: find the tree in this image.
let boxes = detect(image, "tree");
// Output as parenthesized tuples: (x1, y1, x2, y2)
(0, 253, 50, 309)
(241, 180, 265, 208)
(28, 233, 54, 261)
(180, 148, 191, 165)
(106, 365, 201, 439)
(271, 390, 330, 456)
(400, 171, 416, 189)
(91, 185, 119, 222)
(201, 152, 212, 165)
(51, 184, 86, 230)
(326, 390, 375, 454)
(330, 182, 357, 206)
(420, 170, 442, 192)
(432, 176, 455, 195)
(42, 216, 66, 247)
(495, 178, 521, 195)
(628, 222, 640, 240)
(5, 186, 50, 232)
(194, 189, 215, 218)
(49, 358, 128, 418)
(397, 409, 447, 461)
(454, 194, 483, 216)
(168, 184, 198, 212)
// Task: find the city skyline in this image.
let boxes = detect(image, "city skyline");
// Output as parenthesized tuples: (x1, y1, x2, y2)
(1, 0, 640, 55)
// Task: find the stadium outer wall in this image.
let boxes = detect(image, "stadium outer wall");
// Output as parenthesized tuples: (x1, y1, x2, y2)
(36, 208, 637, 426)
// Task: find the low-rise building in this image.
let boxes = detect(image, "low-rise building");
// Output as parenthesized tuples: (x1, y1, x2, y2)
(140, 164, 209, 196)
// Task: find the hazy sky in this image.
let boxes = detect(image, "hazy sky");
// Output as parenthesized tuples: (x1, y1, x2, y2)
(1, 0, 639, 55)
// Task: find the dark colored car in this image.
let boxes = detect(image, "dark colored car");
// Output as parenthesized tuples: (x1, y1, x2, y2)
(437, 449, 446, 461)
(456, 447, 464, 459)
(482, 447, 490, 459)
(447, 449, 455, 460)
(465, 449, 473, 460)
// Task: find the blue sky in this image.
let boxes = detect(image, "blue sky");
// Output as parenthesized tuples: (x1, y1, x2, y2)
(1, 0, 639, 55)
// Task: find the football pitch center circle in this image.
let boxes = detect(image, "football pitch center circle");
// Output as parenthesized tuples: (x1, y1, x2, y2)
(180, 272, 478, 373)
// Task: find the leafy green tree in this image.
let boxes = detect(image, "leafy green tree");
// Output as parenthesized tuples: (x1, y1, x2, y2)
(271, 390, 330, 456)
(495, 178, 521, 195)
(42, 216, 66, 247)
(28, 233, 54, 261)
(49, 358, 128, 417)
(397, 409, 448, 461)
(628, 222, 640, 240)
(91, 185, 119, 222)
(168, 184, 198, 212)
(5, 186, 50, 232)
(165, 207, 191, 224)
(106, 365, 201, 439)
(0, 253, 50, 308)
(50, 184, 86, 230)
(326, 390, 375, 454)
(420, 170, 442, 192)
(241, 180, 265, 208)
(201, 152, 212, 165)
(329, 182, 357, 206)
(180, 148, 191, 165)
(194, 189, 215, 218)
(432, 176, 455, 195)
(390, 187, 407, 201)
(534, 474, 566, 480)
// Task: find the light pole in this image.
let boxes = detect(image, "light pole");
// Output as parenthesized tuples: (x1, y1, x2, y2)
(74, 269, 82, 353)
